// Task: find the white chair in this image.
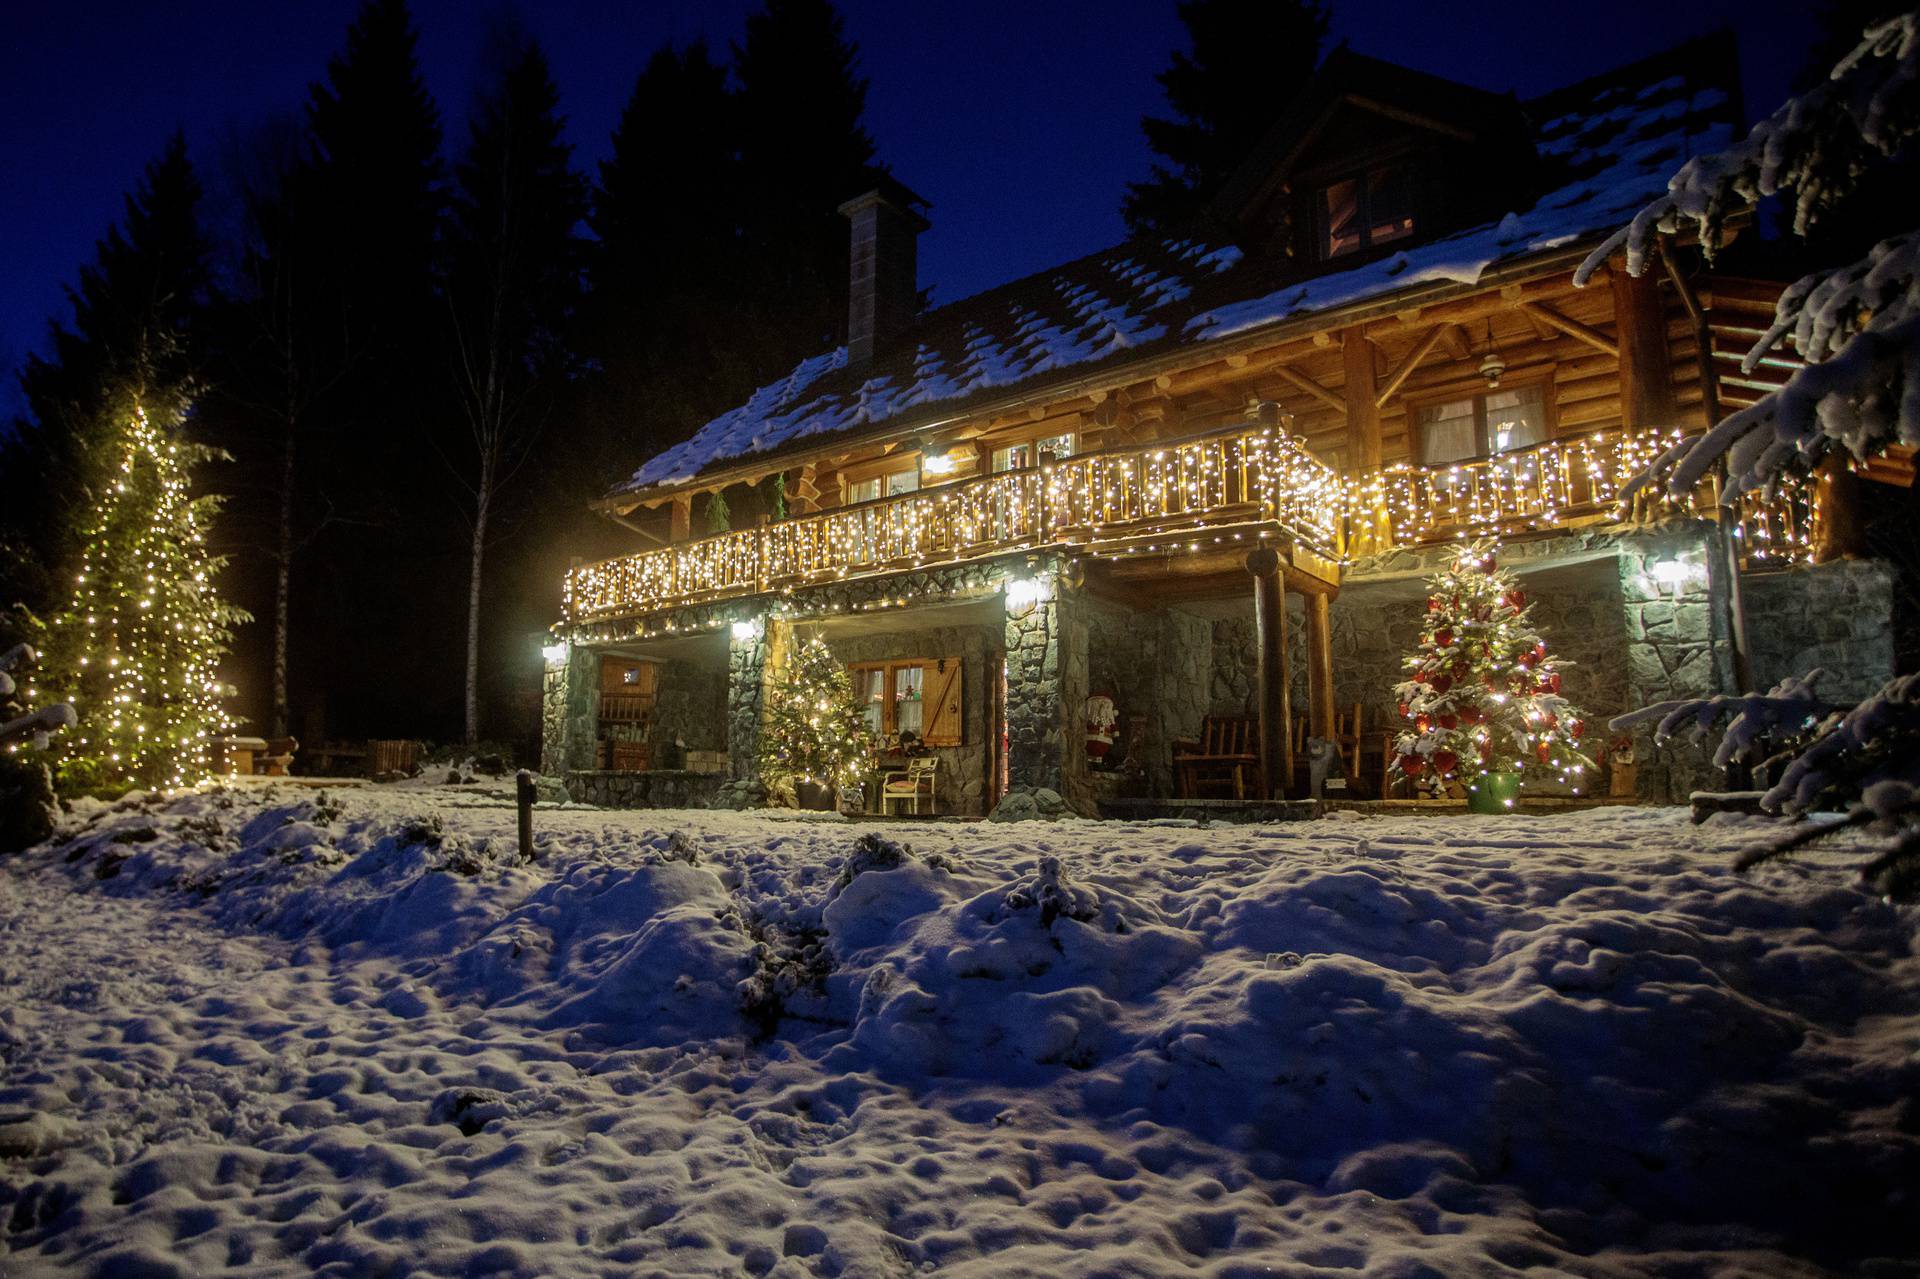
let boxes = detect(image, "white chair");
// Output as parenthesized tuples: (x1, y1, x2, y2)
(880, 756, 939, 815)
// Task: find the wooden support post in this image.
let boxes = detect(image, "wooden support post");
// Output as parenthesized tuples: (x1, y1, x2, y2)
(1813, 454, 1868, 562)
(1305, 590, 1335, 743)
(1247, 547, 1292, 800)
(1342, 328, 1389, 552)
(668, 494, 692, 543)
(1610, 263, 1677, 428)
(515, 769, 536, 859)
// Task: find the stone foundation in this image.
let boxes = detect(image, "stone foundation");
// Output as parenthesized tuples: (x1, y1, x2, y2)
(563, 769, 727, 808)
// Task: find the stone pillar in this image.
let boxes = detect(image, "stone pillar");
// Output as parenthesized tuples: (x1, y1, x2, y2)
(726, 617, 788, 782)
(1003, 567, 1072, 798)
(540, 643, 598, 776)
(1617, 531, 1718, 802)
(1247, 547, 1292, 799)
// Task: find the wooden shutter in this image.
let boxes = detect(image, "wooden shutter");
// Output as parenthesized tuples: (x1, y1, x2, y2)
(921, 657, 964, 746)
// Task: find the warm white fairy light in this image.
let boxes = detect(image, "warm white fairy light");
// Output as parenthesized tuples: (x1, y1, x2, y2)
(560, 425, 1815, 624)
(37, 404, 240, 792)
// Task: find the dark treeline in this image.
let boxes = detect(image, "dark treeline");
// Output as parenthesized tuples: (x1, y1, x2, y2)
(0, 0, 883, 756)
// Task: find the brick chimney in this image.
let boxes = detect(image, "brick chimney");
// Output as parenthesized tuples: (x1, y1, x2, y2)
(838, 177, 930, 369)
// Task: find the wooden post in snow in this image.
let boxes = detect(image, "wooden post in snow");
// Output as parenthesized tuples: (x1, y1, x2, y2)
(1247, 547, 1292, 800)
(516, 769, 536, 859)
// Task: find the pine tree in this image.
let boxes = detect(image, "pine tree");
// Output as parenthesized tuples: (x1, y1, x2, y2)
(1123, 0, 1328, 234)
(2, 133, 211, 615)
(1390, 542, 1592, 800)
(444, 28, 587, 745)
(37, 375, 245, 795)
(758, 635, 873, 801)
(735, 0, 881, 363)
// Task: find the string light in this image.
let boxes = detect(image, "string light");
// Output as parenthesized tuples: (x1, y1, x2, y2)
(561, 425, 1816, 623)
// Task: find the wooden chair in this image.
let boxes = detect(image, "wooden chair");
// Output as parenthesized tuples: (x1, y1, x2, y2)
(1336, 703, 1394, 799)
(261, 736, 299, 777)
(1173, 716, 1259, 799)
(881, 756, 940, 815)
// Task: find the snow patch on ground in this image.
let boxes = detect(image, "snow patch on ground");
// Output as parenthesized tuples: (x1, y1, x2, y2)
(1, 787, 1914, 1277)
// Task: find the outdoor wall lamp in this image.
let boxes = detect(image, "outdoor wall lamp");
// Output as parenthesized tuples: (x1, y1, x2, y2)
(731, 618, 764, 641)
(541, 642, 567, 664)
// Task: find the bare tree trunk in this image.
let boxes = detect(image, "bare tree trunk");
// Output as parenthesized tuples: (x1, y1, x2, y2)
(464, 480, 490, 746)
(272, 428, 295, 739)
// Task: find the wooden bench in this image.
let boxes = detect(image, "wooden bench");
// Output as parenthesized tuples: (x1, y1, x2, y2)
(1173, 715, 1260, 799)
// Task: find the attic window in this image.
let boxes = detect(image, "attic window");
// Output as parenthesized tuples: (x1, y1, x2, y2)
(993, 433, 1075, 472)
(1317, 165, 1416, 260)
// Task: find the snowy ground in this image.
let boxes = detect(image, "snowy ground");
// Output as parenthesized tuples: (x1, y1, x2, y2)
(0, 784, 1914, 1278)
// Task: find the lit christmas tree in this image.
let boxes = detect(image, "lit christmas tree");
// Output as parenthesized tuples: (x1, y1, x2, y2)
(37, 391, 245, 794)
(1390, 541, 1592, 806)
(757, 634, 874, 804)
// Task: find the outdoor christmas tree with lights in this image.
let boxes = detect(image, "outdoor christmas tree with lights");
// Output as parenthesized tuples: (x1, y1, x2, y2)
(757, 633, 874, 804)
(1391, 541, 1592, 806)
(37, 392, 244, 794)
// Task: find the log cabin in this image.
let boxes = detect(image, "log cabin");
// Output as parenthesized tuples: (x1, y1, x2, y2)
(543, 33, 1899, 814)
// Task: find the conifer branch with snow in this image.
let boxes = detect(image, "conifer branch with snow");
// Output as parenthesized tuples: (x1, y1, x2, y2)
(1580, 11, 1920, 497)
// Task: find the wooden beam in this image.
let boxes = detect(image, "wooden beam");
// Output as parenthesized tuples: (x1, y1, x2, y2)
(1374, 324, 1448, 409)
(1305, 590, 1335, 743)
(1610, 262, 1677, 427)
(1248, 547, 1292, 800)
(1343, 329, 1382, 470)
(1439, 324, 1471, 361)
(668, 494, 692, 543)
(1517, 301, 1619, 358)
(1273, 364, 1345, 413)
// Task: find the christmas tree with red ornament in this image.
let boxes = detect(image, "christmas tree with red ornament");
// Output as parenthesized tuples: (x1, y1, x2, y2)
(1390, 541, 1593, 795)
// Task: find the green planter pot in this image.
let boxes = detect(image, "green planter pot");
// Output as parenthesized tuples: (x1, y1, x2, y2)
(1466, 771, 1523, 813)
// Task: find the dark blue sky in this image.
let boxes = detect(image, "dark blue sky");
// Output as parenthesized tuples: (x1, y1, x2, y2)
(1, 0, 1820, 426)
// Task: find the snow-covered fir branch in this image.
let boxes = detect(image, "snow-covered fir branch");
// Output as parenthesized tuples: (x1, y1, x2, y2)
(1586, 12, 1920, 498)
(1609, 670, 1839, 769)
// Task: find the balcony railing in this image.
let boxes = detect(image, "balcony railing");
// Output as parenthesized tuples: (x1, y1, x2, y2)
(1351, 428, 1814, 565)
(564, 425, 1814, 623)
(564, 426, 1344, 621)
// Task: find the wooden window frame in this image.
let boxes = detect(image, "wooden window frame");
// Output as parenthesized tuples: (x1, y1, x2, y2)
(848, 656, 964, 746)
(1407, 367, 1560, 467)
(1311, 160, 1420, 263)
(989, 429, 1077, 473)
(840, 452, 921, 506)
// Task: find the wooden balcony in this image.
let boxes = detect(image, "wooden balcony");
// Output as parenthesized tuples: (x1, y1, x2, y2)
(1351, 427, 1814, 567)
(564, 425, 1815, 624)
(564, 425, 1344, 622)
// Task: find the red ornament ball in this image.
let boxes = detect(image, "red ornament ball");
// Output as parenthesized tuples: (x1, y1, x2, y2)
(1505, 588, 1526, 610)
(1536, 739, 1552, 763)
(1414, 713, 1432, 734)
(1431, 674, 1453, 694)
(1570, 718, 1585, 740)
(1432, 748, 1459, 773)
(1400, 754, 1426, 777)
(1438, 712, 1459, 730)
(1435, 627, 1455, 647)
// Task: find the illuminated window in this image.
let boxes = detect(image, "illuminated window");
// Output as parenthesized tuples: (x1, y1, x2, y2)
(992, 432, 1074, 472)
(847, 468, 916, 505)
(848, 658, 961, 745)
(1318, 165, 1417, 261)
(1416, 384, 1549, 466)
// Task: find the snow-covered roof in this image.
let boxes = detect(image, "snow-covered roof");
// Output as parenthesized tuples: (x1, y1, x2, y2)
(619, 40, 1736, 497)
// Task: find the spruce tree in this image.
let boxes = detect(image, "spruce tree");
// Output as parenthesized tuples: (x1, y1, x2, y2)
(1390, 542, 1592, 801)
(735, 0, 881, 364)
(38, 374, 245, 795)
(758, 635, 873, 803)
(2, 134, 211, 615)
(1123, 0, 1329, 234)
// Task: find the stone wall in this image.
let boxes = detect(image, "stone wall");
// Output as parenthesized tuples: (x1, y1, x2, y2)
(539, 645, 597, 776)
(1084, 596, 1213, 796)
(1744, 559, 1896, 703)
(824, 622, 999, 816)
(564, 769, 726, 808)
(1005, 590, 1065, 795)
(726, 621, 785, 781)
(650, 657, 729, 757)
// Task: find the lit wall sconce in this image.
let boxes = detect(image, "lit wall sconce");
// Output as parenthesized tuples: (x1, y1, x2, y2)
(541, 642, 568, 664)
(730, 617, 764, 641)
(1005, 574, 1052, 615)
(1647, 557, 1696, 595)
(922, 449, 961, 477)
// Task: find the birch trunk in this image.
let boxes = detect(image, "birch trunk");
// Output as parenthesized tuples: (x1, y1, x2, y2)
(464, 463, 492, 746)
(272, 428, 295, 739)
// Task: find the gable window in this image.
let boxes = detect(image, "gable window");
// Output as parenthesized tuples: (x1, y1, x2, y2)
(849, 657, 964, 746)
(847, 467, 918, 505)
(1318, 165, 1417, 261)
(1415, 383, 1550, 467)
(992, 432, 1075, 473)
